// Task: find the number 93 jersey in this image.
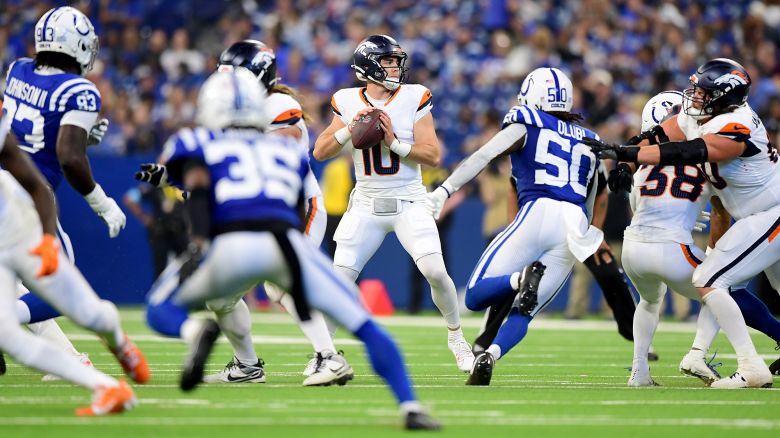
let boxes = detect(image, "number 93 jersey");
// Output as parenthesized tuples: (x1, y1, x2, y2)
(3, 58, 101, 189)
(160, 127, 309, 229)
(502, 105, 599, 212)
(330, 84, 433, 200)
(626, 165, 710, 244)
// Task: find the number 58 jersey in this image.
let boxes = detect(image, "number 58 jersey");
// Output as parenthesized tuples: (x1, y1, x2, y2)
(3, 58, 101, 189)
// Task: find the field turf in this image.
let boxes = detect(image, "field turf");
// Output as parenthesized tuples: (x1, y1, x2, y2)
(1, 309, 778, 437)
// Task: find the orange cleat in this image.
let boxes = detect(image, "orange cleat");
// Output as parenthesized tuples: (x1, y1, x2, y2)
(75, 380, 137, 416)
(110, 335, 150, 384)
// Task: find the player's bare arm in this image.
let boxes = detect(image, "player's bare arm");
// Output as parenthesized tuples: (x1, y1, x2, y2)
(399, 112, 440, 167)
(56, 124, 96, 195)
(707, 195, 731, 249)
(182, 162, 211, 245)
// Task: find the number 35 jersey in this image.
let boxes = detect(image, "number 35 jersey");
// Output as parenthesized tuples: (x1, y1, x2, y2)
(330, 84, 432, 200)
(3, 58, 101, 189)
(502, 105, 599, 212)
(677, 103, 780, 220)
(161, 127, 309, 230)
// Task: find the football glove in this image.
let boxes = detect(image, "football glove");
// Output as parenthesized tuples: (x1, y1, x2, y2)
(582, 137, 638, 162)
(87, 118, 109, 146)
(30, 233, 59, 278)
(424, 186, 450, 220)
(84, 184, 126, 238)
(608, 163, 634, 193)
(135, 163, 169, 188)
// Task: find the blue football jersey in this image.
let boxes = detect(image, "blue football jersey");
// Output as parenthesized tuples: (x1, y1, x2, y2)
(161, 127, 309, 229)
(503, 105, 600, 210)
(3, 58, 101, 189)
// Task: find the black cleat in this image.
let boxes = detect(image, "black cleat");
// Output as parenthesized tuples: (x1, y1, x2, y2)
(770, 344, 780, 375)
(465, 351, 495, 386)
(405, 411, 442, 431)
(180, 319, 221, 392)
(648, 351, 659, 362)
(0, 351, 6, 375)
(514, 261, 546, 316)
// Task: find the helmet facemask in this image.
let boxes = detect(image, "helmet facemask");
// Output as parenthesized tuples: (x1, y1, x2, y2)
(355, 51, 408, 91)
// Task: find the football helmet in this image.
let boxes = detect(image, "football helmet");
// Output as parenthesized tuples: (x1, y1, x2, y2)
(683, 58, 751, 120)
(195, 69, 267, 130)
(641, 90, 683, 132)
(34, 7, 99, 75)
(351, 35, 408, 91)
(218, 40, 278, 90)
(517, 67, 573, 112)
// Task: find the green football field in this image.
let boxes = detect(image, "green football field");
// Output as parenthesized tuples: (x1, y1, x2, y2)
(2, 309, 779, 437)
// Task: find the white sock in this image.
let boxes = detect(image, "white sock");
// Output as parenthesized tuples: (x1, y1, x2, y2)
(509, 272, 520, 290)
(702, 289, 758, 359)
(27, 319, 80, 356)
(211, 299, 257, 364)
(417, 254, 461, 329)
(180, 318, 206, 345)
(280, 293, 337, 353)
(400, 400, 423, 415)
(486, 344, 502, 360)
(15, 300, 31, 324)
(691, 304, 719, 353)
(632, 300, 660, 373)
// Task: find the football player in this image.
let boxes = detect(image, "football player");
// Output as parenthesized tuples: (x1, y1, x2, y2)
(313, 35, 474, 372)
(3, 6, 124, 379)
(0, 113, 147, 415)
(585, 58, 777, 388)
(426, 67, 604, 385)
(144, 69, 440, 430)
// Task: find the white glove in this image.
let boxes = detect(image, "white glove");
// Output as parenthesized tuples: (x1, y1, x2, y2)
(87, 118, 109, 146)
(84, 184, 126, 238)
(693, 210, 711, 232)
(424, 186, 450, 220)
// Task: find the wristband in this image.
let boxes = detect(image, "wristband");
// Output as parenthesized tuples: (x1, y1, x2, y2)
(334, 126, 352, 145)
(389, 138, 412, 157)
(84, 184, 107, 207)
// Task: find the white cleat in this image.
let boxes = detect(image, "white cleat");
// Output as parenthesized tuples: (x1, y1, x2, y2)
(711, 357, 773, 389)
(302, 354, 318, 377)
(628, 368, 658, 387)
(43, 353, 94, 381)
(203, 357, 266, 384)
(448, 331, 475, 373)
(679, 351, 720, 386)
(302, 351, 354, 386)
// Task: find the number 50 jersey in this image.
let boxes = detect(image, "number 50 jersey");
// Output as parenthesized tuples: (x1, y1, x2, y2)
(3, 58, 101, 189)
(503, 105, 599, 212)
(161, 127, 309, 230)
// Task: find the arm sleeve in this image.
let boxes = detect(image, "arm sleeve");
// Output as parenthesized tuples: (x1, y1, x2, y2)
(444, 123, 527, 192)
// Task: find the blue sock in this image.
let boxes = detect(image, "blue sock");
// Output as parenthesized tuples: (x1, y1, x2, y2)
(354, 320, 415, 403)
(20, 293, 61, 323)
(731, 288, 780, 343)
(492, 308, 531, 356)
(146, 300, 189, 338)
(465, 275, 514, 311)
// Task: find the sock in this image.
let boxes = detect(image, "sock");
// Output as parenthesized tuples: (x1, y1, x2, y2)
(210, 299, 256, 364)
(702, 288, 759, 359)
(400, 400, 424, 415)
(15, 300, 31, 324)
(334, 265, 360, 283)
(354, 320, 415, 404)
(27, 319, 80, 356)
(492, 308, 530, 357)
(731, 288, 780, 343)
(146, 300, 189, 338)
(465, 275, 515, 311)
(280, 294, 337, 354)
(20, 293, 60, 324)
(417, 254, 461, 329)
(180, 318, 207, 345)
(486, 344, 502, 360)
(632, 300, 660, 373)
(691, 305, 719, 353)
(473, 297, 514, 350)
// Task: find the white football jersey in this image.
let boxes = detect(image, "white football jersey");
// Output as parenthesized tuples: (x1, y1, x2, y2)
(677, 103, 780, 220)
(625, 164, 710, 244)
(330, 84, 433, 200)
(0, 117, 38, 246)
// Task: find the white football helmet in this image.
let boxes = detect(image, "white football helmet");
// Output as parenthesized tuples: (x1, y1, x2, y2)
(517, 67, 573, 112)
(641, 90, 683, 132)
(34, 7, 98, 75)
(196, 69, 267, 130)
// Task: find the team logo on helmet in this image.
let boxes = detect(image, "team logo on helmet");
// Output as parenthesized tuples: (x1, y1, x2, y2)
(713, 70, 749, 92)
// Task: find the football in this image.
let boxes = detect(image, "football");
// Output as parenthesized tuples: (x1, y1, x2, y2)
(351, 108, 384, 150)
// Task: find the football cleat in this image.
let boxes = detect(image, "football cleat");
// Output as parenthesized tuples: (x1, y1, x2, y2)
(302, 353, 318, 377)
(0, 351, 6, 375)
(770, 342, 780, 376)
(43, 353, 94, 382)
(628, 369, 659, 387)
(180, 320, 221, 392)
(404, 411, 442, 431)
(302, 351, 354, 387)
(514, 261, 546, 316)
(711, 357, 773, 389)
(75, 380, 136, 417)
(110, 335, 150, 384)
(679, 351, 720, 386)
(203, 356, 266, 384)
(465, 351, 495, 386)
(448, 331, 475, 373)
(647, 345, 659, 362)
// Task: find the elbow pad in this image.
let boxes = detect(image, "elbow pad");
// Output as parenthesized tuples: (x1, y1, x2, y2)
(658, 138, 708, 165)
